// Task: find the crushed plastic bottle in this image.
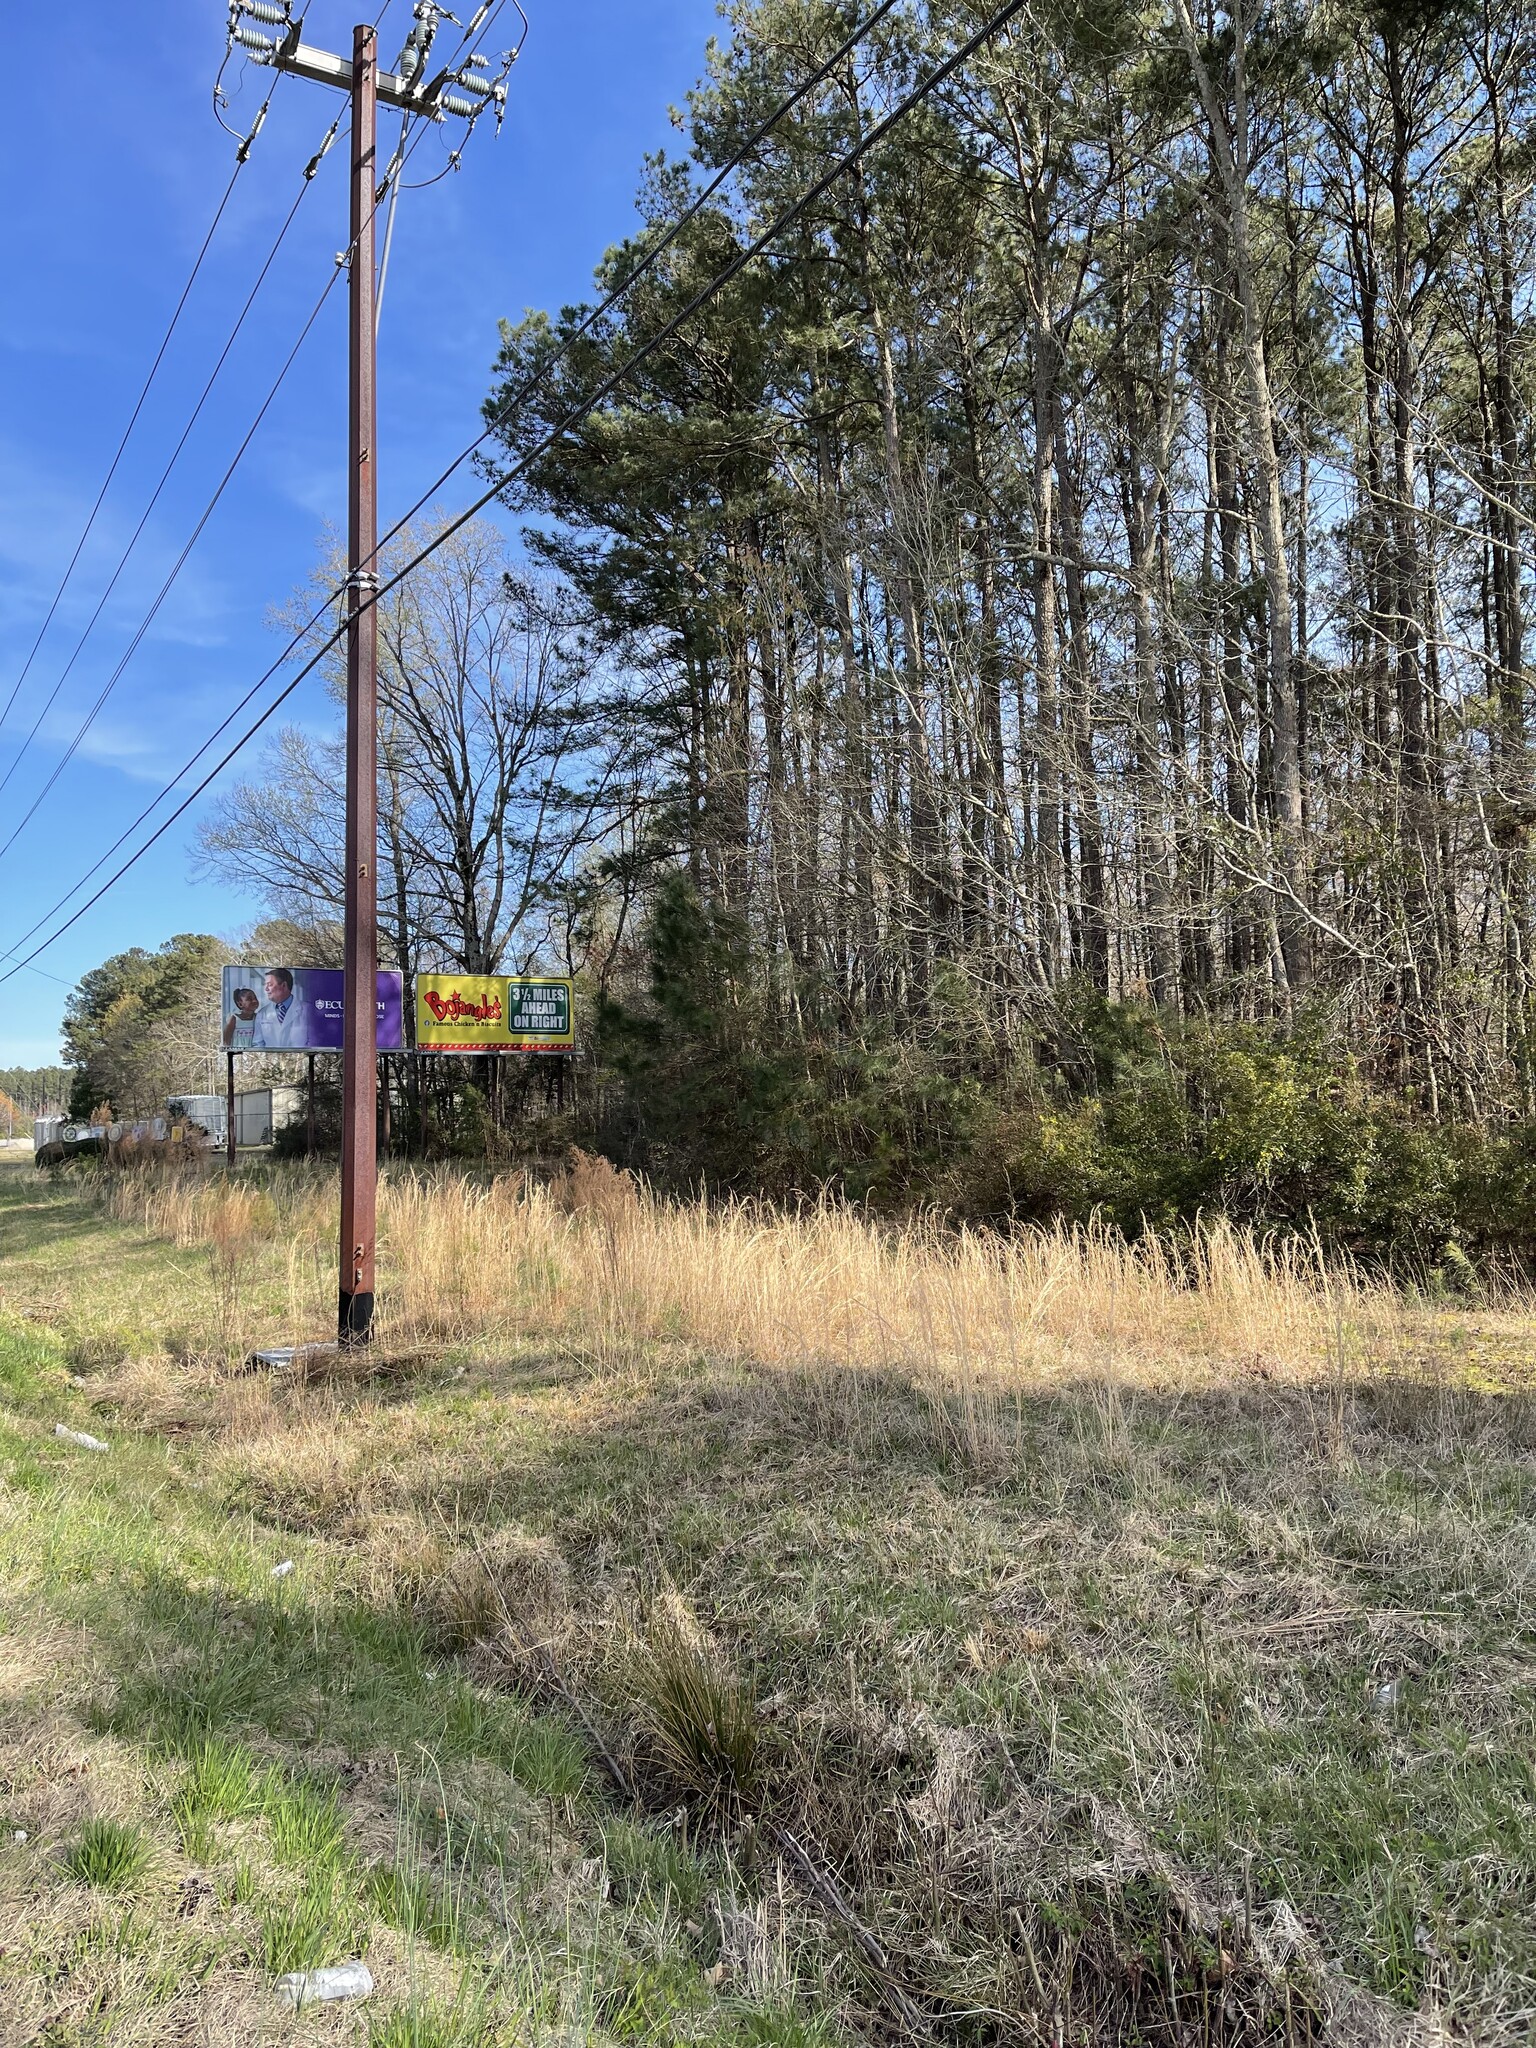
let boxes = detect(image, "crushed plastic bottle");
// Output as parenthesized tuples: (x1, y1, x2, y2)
(54, 1425, 109, 1453)
(270, 1559, 295, 1579)
(274, 1961, 373, 2011)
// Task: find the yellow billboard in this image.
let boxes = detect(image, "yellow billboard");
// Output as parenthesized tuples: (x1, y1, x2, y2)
(415, 975, 574, 1053)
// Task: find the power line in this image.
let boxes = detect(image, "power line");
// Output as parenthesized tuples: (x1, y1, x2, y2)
(0, 0, 522, 827)
(0, 0, 905, 959)
(0, 19, 514, 956)
(120, 0, 906, 819)
(0, 131, 339, 808)
(0, 137, 265, 741)
(0, 0, 1027, 991)
(0, 0, 511, 858)
(378, 0, 907, 549)
(0, 247, 350, 865)
(377, 0, 531, 322)
(0, 4, 520, 918)
(351, 0, 1031, 640)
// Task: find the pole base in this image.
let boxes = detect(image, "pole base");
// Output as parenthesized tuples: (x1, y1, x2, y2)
(338, 1290, 375, 1347)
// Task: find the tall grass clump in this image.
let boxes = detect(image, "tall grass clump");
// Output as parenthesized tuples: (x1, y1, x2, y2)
(65, 1817, 152, 1892)
(97, 1151, 1508, 1402)
(624, 1595, 760, 1811)
(378, 1167, 1402, 1392)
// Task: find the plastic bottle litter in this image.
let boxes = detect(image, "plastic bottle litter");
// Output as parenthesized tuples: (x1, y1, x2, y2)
(53, 1425, 109, 1453)
(274, 1961, 374, 2011)
(270, 1560, 295, 1580)
(1371, 1678, 1404, 1714)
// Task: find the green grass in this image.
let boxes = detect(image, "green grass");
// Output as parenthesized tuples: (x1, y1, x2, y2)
(0, 1159, 837, 2045)
(369, 1994, 491, 2048)
(367, 1859, 460, 1949)
(257, 1872, 370, 1973)
(264, 1778, 347, 1867)
(183, 1736, 266, 1821)
(5, 1154, 1536, 2041)
(63, 1817, 152, 1892)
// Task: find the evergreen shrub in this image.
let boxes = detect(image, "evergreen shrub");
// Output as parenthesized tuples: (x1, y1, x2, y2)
(587, 881, 1536, 1271)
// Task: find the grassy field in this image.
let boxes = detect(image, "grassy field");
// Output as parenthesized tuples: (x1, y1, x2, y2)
(1, 1152, 1533, 2045)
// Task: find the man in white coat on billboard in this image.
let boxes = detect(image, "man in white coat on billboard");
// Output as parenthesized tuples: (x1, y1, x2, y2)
(253, 968, 315, 1050)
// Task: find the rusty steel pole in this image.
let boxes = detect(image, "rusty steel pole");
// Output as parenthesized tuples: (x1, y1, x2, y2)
(339, 22, 379, 1346)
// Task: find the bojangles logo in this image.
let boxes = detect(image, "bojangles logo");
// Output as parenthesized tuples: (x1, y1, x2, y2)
(423, 989, 504, 1025)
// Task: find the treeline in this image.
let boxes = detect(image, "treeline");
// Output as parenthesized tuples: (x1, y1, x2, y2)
(485, 0, 1536, 1118)
(188, 0, 1536, 1258)
(0, 1067, 70, 1119)
(60, 935, 230, 1120)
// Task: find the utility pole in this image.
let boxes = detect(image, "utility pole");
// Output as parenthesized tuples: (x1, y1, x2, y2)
(340, 19, 380, 1343)
(221, 1, 514, 1344)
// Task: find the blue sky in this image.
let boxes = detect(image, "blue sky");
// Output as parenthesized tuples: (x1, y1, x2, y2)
(0, 0, 723, 1065)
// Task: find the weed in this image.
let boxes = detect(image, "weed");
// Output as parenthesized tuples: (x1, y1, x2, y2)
(257, 1874, 369, 1974)
(424, 1527, 570, 1647)
(601, 1815, 710, 1916)
(64, 1817, 152, 1892)
(732, 2006, 843, 2048)
(170, 1792, 215, 1864)
(185, 1736, 265, 1818)
(366, 1861, 458, 1950)
(173, 1742, 266, 1861)
(265, 1777, 347, 1867)
(444, 1691, 588, 1798)
(625, 1596, 759, 1809)
(594, 1952, 705, 2039)
(369, 1996, 487, 2048)
(221, 1859, 258, 1909)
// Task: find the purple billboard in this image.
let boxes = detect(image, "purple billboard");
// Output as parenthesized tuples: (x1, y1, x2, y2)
(221, 966, 404, 1053)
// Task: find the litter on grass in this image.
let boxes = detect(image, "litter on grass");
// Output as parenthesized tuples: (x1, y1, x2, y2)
(53, 1424, 109, 1453)
(274, 1961, 373, 2010)
(270, 1559, 295, 1579)
(246, 1344, 336, 1373)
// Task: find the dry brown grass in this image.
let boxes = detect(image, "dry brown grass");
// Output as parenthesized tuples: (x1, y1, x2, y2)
(13, 1156, 1536, 2043)
(99, 1152, 1533, 1407)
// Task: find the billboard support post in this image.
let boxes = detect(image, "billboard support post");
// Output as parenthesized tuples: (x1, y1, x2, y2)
(307, 1053, 317, 1158)
(226, 1052, 237, 1167)
(339, 22, 380, 1348)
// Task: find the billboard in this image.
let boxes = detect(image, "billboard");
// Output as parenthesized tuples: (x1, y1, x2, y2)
(416, 974, 574, 1053)
(221, 966, 404, 1053)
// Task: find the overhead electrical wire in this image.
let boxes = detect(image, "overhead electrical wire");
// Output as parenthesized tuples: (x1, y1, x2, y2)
(0, 0, 1023, 987)
(0, 0, 1017, 984)
(383, 0, 529, 314)
(0, 123, 341, 811)
(162, 0, 904, 781)
(0, 0, 521, 827)
(0, 247, 351, 865)
(0, 19, 509, 963)
(0, 3, 519, 891)
(0, 105, 276, 744)
(0, 0, 899, 948)
(383, 0, 905, 528)
(0, 0, 509, 855)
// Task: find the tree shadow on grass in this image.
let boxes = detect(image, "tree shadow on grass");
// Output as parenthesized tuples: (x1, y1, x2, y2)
(44, 1342, 1536, 2045)
(351, 1352, 1531, 2042)
(78, 1560, 588, 1812)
